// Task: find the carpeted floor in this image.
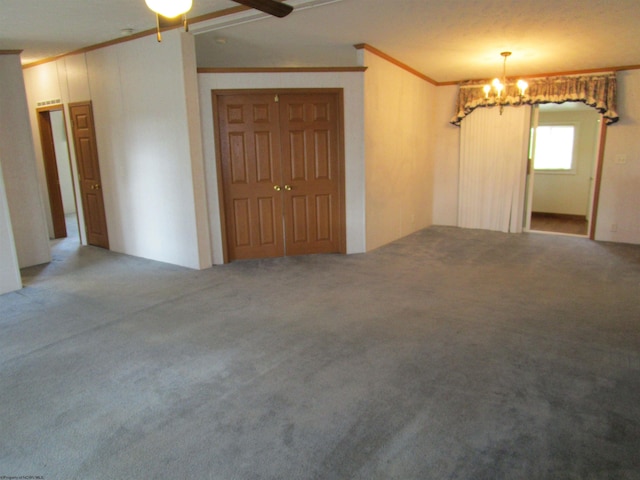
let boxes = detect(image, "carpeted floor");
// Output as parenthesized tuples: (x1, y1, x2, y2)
(1, 226, 639, 479)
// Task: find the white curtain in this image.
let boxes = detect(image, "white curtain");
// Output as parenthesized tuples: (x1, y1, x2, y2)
(459, 105, 531, 233)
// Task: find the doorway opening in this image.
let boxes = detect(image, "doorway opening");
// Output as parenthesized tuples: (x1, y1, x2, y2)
(524, 102, 604, 237)
(36, 106, 81, 247)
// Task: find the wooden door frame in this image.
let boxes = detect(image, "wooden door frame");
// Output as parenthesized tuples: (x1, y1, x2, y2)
(36, 105, 77, 239)
(588, 117, 608, 239)
(211, 88, 347, 263)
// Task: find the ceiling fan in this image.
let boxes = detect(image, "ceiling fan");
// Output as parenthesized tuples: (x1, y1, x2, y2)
(147, 0, 293, 41)
(230, 0, 293, 18)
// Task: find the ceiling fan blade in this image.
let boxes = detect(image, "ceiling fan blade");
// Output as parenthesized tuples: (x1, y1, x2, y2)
(231, 0, 294, 18)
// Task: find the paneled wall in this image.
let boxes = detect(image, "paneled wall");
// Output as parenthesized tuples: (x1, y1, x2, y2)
(0, 160, 22, 294)
(595, 69, 640, 244)
(360, 49, 436, 250)
(0, 53, 50, 274)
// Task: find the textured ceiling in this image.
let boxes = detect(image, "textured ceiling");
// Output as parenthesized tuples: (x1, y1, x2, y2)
(2, 0, 639, 82)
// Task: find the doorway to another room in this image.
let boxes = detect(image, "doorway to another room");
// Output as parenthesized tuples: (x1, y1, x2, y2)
(37, 102, 110, 254)
(525, 102, 603, 237)
(37, 106, 80, 246)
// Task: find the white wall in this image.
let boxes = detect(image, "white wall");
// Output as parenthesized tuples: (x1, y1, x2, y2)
(361, 50, 436, 250)
(50, 110, 76, 215)
(532, 107, 600, 216)
(84, 30, 210, 268)
(198, 70, 366, 264)
(0, 53, 51, 269)
(0, 160, 22, 295)
(595, 69, 640, 244)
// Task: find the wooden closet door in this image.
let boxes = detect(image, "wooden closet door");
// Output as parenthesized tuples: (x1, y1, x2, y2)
(279, 93, 342, 256)
(218, 94, 284, 260)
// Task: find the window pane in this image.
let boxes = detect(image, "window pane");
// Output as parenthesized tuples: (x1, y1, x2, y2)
(534, 126, 575, 170)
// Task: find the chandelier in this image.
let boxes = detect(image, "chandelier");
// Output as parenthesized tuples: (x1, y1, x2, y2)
(483, 52, 528, 114)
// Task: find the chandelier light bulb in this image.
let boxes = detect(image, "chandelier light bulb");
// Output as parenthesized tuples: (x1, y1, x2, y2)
(517, 79, 529, 96)
(145, 0, 193, 18)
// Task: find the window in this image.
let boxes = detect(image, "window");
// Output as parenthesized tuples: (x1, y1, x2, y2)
(533, 125, 576, 171)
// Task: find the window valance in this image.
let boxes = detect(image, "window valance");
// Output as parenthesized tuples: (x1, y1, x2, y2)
(450, 72, 619, 126)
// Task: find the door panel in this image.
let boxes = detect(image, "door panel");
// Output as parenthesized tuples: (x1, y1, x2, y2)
(315, 194, 332, 240)
(218, 94, 284, 260)
(69, 102, 109, 249)
(288, 131, 307, 181)
(216, 90, 344, 261)
(291, 195, 309, 243)
(258, 197, 277, 244)
(280, 94, 341, 256)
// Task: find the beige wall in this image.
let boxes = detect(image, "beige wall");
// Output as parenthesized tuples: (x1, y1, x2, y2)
(532, 107, 600, 216)
(0, 53, 50, 271)
(361, 50, 436, 251)
(595, 69, 640, 244)
(432, 84, 460, 226)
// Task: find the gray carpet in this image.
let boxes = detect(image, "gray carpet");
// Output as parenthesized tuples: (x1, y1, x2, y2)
(1, 226, 639, 479)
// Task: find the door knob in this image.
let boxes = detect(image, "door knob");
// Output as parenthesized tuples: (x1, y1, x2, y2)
(284, 185, 292, 191)
(273, 185, 281, 191)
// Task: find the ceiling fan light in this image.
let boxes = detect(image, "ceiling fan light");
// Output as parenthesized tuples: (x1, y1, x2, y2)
(145, 0, 193, 18)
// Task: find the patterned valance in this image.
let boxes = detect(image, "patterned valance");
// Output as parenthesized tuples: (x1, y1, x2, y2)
(450, 72, 619, 126)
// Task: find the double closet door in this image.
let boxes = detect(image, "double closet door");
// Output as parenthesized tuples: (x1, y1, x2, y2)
(216, 90, 345, 261)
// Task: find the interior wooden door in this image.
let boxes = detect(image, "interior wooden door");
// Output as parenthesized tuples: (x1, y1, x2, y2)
(279, 93, 343, 256)
(216, 90, 344, 262)
(37, 109, 67, 239)
(69, 102, 109, 249)
(217, 93, 284, 260)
